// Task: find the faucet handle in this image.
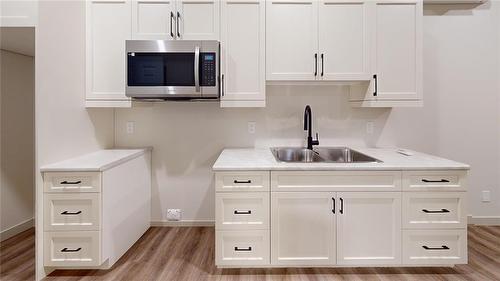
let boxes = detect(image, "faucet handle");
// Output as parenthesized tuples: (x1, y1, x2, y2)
(315, 132, 319, 140)
(313, 133, 320, 146)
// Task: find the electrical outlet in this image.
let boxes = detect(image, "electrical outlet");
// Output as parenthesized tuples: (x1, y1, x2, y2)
(366, 121, 374, 135)
(482, 190, 491, 202)
(248, 121, 256, 134)
(126, 121, 135, 134)
(166, 209, 181, 221)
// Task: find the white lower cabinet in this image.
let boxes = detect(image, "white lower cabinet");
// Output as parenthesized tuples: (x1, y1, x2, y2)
(214, 169, 467, 268)
(336, 192, 401, 265)
(271, 192, 336, 266)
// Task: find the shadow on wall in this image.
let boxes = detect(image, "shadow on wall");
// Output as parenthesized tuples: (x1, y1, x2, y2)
(424, 2, 487, 16)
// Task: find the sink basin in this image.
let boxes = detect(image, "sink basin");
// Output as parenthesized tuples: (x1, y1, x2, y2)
(271, 147, 381, 163)
(271, 147, 324, 163)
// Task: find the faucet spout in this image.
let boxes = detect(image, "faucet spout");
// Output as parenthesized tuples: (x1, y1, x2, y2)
(303, 105, 319, 150)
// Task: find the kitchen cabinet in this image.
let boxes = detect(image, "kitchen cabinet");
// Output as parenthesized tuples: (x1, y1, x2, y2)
(220, 0, 266, 107)
(266, 0, 318, 81)
(0, 0, 37, 27)
(271, 192, 336, 266)
(336, 192, 401, 265)
(266, 0, 370, 81)
(42, 150, 151, 268)
(350, 0, 423, 107)
(132, 0, 176, 40)
(131, 0, 219, 40)
(214, 168, 467, 268)
(318, 0, 370, 80)
(86, 0, 132, 107)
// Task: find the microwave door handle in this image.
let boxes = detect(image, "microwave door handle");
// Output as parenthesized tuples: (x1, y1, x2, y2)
(194, 46, 200, 92)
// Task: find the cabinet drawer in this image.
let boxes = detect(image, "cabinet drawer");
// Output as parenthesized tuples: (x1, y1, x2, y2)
(44, 172, 101, 193)
(216, 171, 270, 192)
(403, 170, 466, 191)
(216, 192, 269, 230)
(271, 171, 401, 192)
(44, 193, 101, 231)
(403, 192, 466, 229)
(44, 231, 101, 267)
(216, 230, 270, 266)
(403, 229, 467, 265)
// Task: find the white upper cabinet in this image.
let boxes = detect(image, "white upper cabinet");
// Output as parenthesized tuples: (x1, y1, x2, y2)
(176, 0, 220, 40)
(132, 0, 219, 40)
(271, 192, 336, 266)
(372, 0, 422, 101)
(0, 1, 37, 27)
(86, 0, 132, 108)
(318, 0, 370, 80)
(336, 192, 402, 265)
(220, 0, 265, 107)
(132, 0, 176, 40)
(266, 0, 319, 81)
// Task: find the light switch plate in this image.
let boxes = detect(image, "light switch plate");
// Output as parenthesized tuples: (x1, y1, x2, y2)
(482, 190, 491, 202)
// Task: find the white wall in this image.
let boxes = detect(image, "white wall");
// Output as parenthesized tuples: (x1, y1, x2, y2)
(0, 50, 35, 238)
(115, 3, 500, 223)
(35, 1, 115, 279)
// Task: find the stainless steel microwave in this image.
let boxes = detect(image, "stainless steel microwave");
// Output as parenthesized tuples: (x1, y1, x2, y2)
(126, 40, 220, 100)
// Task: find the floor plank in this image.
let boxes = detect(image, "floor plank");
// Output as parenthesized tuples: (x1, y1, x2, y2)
(1, 226, 499, 281)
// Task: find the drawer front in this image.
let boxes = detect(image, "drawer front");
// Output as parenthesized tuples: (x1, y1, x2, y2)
(216, 192, 269, 230)
(44, 193, 101, 231)
(44, 172, 101, 193)
(403, 192, 466, 229)
(403, 229, 467, 265)
(271, 171, 401, 192)
(216, 171, 270, 192)
(44, 231, 101, 267)
(216, 230, 270, 266)
(403, 170, 467, 191)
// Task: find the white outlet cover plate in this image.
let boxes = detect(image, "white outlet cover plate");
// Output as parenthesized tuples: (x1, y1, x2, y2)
(167, 209, 181, 221)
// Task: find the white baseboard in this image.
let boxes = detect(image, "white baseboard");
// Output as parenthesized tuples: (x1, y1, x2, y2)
(0, 218, 34, 241)
(468, 215, 500, 225)
(151, 220, 215, 227)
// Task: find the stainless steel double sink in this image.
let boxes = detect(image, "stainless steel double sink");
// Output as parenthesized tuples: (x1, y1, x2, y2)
(271, 147, 381, 163)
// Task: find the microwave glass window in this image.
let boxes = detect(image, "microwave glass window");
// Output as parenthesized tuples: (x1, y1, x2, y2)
(164, 53, 195, 86)
(127, 54, 165, 86)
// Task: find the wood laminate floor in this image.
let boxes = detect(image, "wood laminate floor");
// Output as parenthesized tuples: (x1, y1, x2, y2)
(1, 226, 499, 281)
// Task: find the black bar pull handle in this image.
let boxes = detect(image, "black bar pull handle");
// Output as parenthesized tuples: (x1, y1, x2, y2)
(234, 210, 252, 215)
(176, 11, 181, 38)
(170, 12, 174, 38)
(61, 247, 82, 253)
(60, 180, 82, 185)
(314, 53, 318, 76)
(234, 180, 251, 184)
(332, 197, 335, 214)
(321, 54, 324, 77)
(339, 197, 344, 214)
(422, 245, 449, 250)
(422, 179, 450, 183)
(234, 246, 252, 252)
(422, 208, 450, 214)
(61, 211, 82, 215)
(373, 74, 378, 96)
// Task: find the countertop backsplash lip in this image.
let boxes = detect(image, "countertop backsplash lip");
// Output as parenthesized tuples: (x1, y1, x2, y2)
(212, 147, 470, 171)
(40, 147, 152, 172)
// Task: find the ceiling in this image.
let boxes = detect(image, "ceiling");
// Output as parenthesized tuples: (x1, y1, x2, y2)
(0, 27, 35, 56)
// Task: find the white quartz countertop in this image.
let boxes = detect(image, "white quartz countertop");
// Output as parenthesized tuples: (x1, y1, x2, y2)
(212, 147, 470, 171)
(40, 148, 151, 172)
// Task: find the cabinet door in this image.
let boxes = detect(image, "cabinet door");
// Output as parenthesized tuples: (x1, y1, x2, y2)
(336, 192, 401, 265)
(132, 0, 176, 40)
(176, 0, 220, 40)
(271, 192, 336, 266)
(319, 0, 370, 81)
(220, 0, 265, 107)
(86, 0, 131, 107)
(0, 0, 37, 27)
(266, 0, 318, 81)
(372, 0, 422, 100)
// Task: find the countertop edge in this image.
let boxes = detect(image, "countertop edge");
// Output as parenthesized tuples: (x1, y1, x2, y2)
(212, 166, 471, 171)
(40, 148, 152, 173)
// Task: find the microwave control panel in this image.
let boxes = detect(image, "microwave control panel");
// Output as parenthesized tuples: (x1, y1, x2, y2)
(200, 53, 216, 86)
